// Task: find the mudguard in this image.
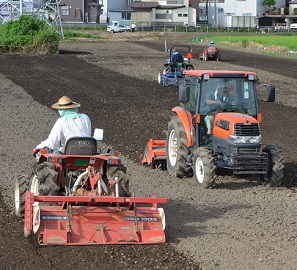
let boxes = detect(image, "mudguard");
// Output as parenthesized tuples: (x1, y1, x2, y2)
(172, 106, 194, 147)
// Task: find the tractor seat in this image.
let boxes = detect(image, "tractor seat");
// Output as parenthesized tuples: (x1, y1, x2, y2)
(171, 61, 184, 72)
(65, 137, 97, 155)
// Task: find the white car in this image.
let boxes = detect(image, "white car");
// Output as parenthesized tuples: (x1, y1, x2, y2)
(290, 23, 297, 29)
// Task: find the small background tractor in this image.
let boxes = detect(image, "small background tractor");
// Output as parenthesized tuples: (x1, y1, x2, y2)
(143, 70, 284, 189)
(199, 45, 221, 61)
(157, 45, 194, 87)
(15, 129, 167, 245)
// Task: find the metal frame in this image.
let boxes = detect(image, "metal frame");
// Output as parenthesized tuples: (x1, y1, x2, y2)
(0, 0, 63, 38)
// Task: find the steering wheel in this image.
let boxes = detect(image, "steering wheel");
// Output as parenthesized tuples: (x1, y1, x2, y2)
(220, 101, 233, 109)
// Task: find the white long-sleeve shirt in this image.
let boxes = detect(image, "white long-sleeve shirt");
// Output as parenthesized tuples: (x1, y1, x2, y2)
(36, 113, 92, 152)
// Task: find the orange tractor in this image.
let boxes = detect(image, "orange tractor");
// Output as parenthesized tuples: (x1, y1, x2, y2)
(142, 70, 284, 188)
(15, 132, 167, 245)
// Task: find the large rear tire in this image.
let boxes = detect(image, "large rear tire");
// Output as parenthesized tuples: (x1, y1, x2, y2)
(261, 145, 284, 187)
(29, 162, 59, 198)
(203, 53, 208, 61)
(15, 174, 30, 218)
(193, 147, 216, 188)
(157, 71, 163, 85)
(166, 116, 192, 178)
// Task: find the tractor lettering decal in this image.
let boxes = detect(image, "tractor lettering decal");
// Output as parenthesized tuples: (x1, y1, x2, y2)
(41, 216, 69, 220)
(125, 217, 159, 222)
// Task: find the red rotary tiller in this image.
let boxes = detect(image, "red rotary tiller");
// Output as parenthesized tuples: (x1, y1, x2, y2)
(16, 135, 167, 245)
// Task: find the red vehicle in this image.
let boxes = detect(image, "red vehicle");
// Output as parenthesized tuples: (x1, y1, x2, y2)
(15, 134, 167, 245)
(199, 45, 221, 61)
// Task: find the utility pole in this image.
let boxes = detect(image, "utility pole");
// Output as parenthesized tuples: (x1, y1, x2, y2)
(206, 0, 208, 25)
(214, 0, 217, 27)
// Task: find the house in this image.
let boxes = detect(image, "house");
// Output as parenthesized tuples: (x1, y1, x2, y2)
(0, 0, 296, 29)
(130, 0, 197, 26)
(198, 0, 284, 28)
(59, 0, 103, 23)
(107, 0, 133, 26)
(198, 0, 297, 28)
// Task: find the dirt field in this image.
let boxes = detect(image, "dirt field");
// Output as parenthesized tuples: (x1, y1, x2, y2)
(0, 32, 297, 270)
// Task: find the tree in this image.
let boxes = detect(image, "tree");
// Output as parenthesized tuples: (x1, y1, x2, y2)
(263, 0, 276, 10)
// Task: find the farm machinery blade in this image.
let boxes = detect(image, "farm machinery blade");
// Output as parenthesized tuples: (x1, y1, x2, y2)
(24, 191, 167, 245)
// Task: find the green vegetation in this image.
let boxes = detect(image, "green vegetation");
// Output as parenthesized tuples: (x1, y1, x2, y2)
(262, 0, 276, 9)
(195, 35, 297, 51)
(63, 30, 103, 40)
(0, 15, 60, 54)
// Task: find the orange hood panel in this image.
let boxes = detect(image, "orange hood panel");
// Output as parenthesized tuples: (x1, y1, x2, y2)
(213, 113, 259, 140)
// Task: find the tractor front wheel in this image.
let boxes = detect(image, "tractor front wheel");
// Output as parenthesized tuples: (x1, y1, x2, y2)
(261, 145, 284, 187)
(193, 147, 216, 188)
(15, 174, 30, 218)
(166, 116, 192, 178)
(187, 65, 194, 70)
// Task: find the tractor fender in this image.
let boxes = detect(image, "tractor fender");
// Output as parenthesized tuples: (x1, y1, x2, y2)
(172, 107, 194, 147)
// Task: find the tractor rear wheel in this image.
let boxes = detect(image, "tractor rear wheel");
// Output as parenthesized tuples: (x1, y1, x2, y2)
(15, 174, 30, 218)
(261, 145, 284, 187)
(157, 71, 163, 85)
(193, 147, 216, 188)
(203, 53, 208, 61)
(166, 116, 192, 178)
(29, 162, 59, 199)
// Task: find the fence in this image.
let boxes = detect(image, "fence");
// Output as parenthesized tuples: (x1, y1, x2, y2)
(61, 22, 297, 34)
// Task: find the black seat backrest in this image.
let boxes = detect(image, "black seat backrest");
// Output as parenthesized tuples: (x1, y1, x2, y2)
(65, 137, 97, 155)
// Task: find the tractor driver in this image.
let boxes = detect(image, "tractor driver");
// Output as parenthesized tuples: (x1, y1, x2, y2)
(171, 49, 184, 63)
(171, 49, 184, 71)
(32, 96, 92, 156)
(204, 82, 230, 134)
(208, 40, 215, 47)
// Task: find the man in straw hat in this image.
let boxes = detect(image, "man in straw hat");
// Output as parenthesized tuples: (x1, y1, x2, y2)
(32, 96, 92, 156)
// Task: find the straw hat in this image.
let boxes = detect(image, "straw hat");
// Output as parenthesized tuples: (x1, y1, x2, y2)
(51, 96, 80, 109)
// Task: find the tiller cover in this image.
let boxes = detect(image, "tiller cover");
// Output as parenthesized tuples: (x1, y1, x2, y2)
(142, 139, 166, 167)
(24, 191, 167, 245)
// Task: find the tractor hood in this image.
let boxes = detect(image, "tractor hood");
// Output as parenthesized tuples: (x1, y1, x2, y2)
(213, 112, 259, 140)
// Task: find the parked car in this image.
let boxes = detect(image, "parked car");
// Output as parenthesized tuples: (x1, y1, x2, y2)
(107, 21, 131, 33)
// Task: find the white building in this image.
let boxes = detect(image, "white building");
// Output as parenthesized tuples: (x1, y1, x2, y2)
(199, 0, 286, 28)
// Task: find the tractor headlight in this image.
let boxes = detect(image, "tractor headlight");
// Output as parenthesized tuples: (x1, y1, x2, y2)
(228, 135, 261, 144)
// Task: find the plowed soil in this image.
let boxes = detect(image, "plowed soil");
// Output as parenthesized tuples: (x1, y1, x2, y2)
(0, 32, 297, 270)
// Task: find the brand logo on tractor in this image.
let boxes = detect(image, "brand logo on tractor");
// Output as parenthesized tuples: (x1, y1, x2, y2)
(76, 141, 90, 145)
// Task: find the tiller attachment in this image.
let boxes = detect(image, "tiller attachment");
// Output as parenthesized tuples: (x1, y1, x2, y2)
(142, 139, 166, 169)
(24, 191, 167, 245)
